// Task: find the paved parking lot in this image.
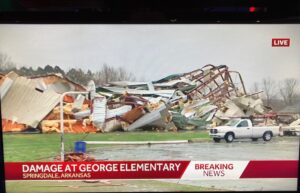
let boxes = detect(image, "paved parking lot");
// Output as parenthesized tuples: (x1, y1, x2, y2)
(92, 136, 299, 191)
(93, 136, 299, 161)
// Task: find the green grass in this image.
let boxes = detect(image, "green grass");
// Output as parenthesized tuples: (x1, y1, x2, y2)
(5, 180, 221, 192)
(3, 131, 210, 162)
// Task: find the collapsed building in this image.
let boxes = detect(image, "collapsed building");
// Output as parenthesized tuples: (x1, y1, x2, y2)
(96, 64, 269, 131)
(1, 64, 299, 134)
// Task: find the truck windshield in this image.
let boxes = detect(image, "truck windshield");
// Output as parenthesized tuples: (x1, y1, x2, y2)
(224, 119, 240, 126)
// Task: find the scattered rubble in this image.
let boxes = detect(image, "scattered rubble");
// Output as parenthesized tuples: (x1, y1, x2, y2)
(290, 119, 300, 126)
(54, 152, 96, 162)
(1, 119, 26, 132)
(1, 64, 298, 133)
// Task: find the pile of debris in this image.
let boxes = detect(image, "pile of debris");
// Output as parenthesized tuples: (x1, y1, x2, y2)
(54, 152, 96, 162)
(94, 64, 269, 131)
(0, 64, 274, 133)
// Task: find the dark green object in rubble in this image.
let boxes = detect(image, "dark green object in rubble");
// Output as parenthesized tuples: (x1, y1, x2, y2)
(171, 112, 208, 130)
(96, 86, 114, 93)
(152, 74, 184, 83)
(179, 84, 196, 92)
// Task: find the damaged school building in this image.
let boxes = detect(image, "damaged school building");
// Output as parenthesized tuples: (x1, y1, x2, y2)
(1, 64, 299, 135)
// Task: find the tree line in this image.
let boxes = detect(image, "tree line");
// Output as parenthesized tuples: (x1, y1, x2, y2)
(251, 77, 300, 107)
(1, 52, 299, 109)
(0, 53, 135, 86)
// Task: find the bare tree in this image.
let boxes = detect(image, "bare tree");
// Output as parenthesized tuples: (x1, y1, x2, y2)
(101, 64, 118, 84)
(249, 81, 261, 99)
(251, 82, 260, 93)
(262, 78, 276, 106)
(0, 52, 16, 72)
(66, 68, 91, 85)
(93, 64, 135, 86)
(117, 67, 135, 82)
(279, 78, 299, 105)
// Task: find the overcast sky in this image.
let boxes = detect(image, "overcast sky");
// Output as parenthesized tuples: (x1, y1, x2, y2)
(0, 24, 299, 89)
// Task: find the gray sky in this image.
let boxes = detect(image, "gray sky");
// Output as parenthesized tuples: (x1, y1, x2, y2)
(0, 24, 299, 89)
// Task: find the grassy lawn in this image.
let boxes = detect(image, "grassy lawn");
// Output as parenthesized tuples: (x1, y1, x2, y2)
(5, 180, 221, 192)
(3, 131, 210, 162)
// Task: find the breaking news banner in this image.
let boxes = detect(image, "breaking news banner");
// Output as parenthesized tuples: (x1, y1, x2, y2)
(4, 160, 298, 180)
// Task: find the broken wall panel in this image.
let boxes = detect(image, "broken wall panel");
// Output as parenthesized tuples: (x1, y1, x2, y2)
(30, 74, 87, 93)
(2, 76, 61, 127)
(91, 97, 107, 129)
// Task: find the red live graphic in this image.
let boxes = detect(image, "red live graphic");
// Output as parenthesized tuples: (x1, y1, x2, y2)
(272, 38, 290, 47)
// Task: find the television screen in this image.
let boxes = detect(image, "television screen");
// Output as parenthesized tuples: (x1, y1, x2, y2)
(0, 24, 299, 192)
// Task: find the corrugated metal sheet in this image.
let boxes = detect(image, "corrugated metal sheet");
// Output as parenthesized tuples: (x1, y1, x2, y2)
(72, 94, 85, 111)
(29, 74, 87, 92)
(109, 81, 149, 87)
(103, 86, 175, 98)
(106, 105, 132, 119)
(74, 110, 91, 120)
(1, 76, 61, 127)
(91, 97, 107, 128)
(0, 77, 13, 99)
(154, 78, 193, 87)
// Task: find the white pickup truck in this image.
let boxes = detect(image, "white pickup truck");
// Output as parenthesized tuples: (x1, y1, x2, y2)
(209, 119, 280, 143)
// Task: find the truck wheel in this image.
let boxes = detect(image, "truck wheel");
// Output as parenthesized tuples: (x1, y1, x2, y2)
(213, 138, 221, 143)
(225, 133, 234, 143)
(263, 132, 272, 141)
(251, 138, 258, 141)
